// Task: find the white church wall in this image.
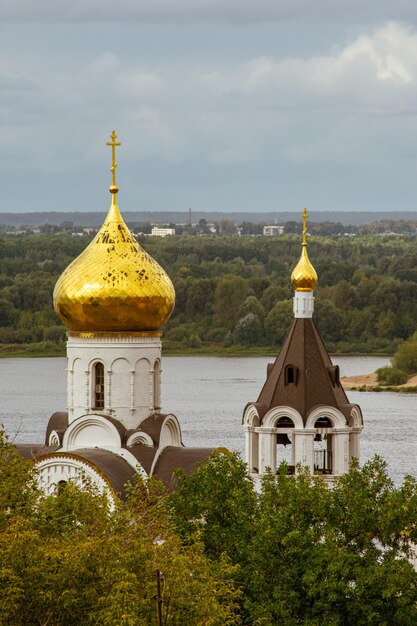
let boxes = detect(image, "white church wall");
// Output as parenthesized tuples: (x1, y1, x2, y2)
(135, 358, 151, 420)
(110, 357, 131, 413)
(66, 333, 162, 429)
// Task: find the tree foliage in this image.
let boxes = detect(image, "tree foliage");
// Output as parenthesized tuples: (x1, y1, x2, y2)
(0, 231, 417, 354)
(1, 434, 416, 624)
(377, 331, 417, 384)
(170, 453, 417, 625)
(0, 433, 239, 626)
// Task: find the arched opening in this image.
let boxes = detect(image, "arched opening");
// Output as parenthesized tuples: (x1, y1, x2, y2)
(93, 362, 105, 410)
(57, 480, 67, 494)
(313, 416, 333, 474)
(276, 416, 294, 472)
(284, 365, 297, 385)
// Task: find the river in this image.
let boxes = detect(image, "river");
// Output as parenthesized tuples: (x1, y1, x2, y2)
(0, 355, 415, 482)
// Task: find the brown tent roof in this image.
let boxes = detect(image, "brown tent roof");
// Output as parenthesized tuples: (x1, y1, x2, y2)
(255, 318, 359, 425)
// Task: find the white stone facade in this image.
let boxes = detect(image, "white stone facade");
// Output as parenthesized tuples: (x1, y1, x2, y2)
(36, 453, 118, 508)
(66, 332, 162, 429)
(293, 290, 315, 318)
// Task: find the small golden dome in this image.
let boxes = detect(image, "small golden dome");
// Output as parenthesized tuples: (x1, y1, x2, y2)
(53, 132, 175, 332)
(290, 208, 318, 292)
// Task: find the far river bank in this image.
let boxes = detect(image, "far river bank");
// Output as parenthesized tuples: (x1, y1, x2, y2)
(0, 342, 393, 359)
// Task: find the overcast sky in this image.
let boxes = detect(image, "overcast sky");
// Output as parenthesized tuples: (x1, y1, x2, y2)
(2, 1, 417, 213)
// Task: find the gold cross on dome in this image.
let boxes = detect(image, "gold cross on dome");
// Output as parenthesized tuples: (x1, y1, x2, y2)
(302, 207, 308, 246)
(106, 130, 121, 193)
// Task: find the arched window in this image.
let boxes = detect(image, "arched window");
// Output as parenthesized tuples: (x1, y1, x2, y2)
(93, 362, 105, 409)
(313, 416, 333, 474)
(314, 416, 332, 428)
(276, 416, 295, 428)
(284, 365, 297, 385)
(275, 416, 294, 469)
(57, 480, 67, 494)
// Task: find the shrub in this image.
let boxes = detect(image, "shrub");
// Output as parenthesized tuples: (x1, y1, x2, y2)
(232, 313, 264, 346)
(392, 333, 417, 375)
(376, 366, 408, 385)
(184, 333, 202, 348)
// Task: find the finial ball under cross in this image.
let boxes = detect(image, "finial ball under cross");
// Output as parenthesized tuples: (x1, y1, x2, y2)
(106, 130, 121, 194)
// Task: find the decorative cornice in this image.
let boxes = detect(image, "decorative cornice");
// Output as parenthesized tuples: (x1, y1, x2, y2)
(69, 331, 162, 339)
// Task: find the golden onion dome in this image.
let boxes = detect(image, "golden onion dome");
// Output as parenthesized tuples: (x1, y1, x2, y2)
(53, 131, 175, 332)
(290, 208, 318, 292)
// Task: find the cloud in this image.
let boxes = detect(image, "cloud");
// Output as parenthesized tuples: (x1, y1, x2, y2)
(3, 23, 417, 162)
(3, 20, 417, 211)
(199, 22, 417, 108)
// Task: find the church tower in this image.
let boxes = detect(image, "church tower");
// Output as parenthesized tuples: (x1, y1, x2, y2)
(243, 210, 363, 484)
(53, 131, 175, 429)
(25, 132, 215, 504)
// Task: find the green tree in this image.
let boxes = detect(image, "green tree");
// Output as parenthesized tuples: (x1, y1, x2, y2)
(238, 295, 265, 321)
(392, 331, 417, 375)
(0, 434, 240, 626)
(314, 298, 344, 343)
(220, 220, 237, 235)
(170, 451, 257, 566)
(0, 298, 16, 326)
(170, 452, 417, 625)
(232, 313, 264, 346)
(214, 275, 250, 328)
(185, 278, 215, 318)
(264, 299, 293, 344)
(260, 284, 292, 313)
(377, 331, 417, 383)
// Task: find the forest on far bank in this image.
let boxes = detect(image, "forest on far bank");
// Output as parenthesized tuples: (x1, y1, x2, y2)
(0, 230, 416, 356)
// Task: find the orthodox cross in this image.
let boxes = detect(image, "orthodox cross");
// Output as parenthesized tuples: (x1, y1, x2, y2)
(106, 130, 121, 193)
(302, 207, 308, 246)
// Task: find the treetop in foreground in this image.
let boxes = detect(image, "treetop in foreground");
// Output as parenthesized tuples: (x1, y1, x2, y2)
(171, 452, 417, 625)
(1, 433, 416, 625)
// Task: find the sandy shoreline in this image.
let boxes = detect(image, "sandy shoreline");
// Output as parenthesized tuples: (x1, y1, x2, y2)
(342, 373, 417, 390)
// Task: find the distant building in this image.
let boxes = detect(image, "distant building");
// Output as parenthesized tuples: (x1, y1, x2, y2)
(263, 225, 284, 236)
(151, 227, 176, 237)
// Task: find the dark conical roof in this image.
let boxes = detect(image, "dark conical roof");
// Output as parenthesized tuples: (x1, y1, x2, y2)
(254, 318, 359, 425)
